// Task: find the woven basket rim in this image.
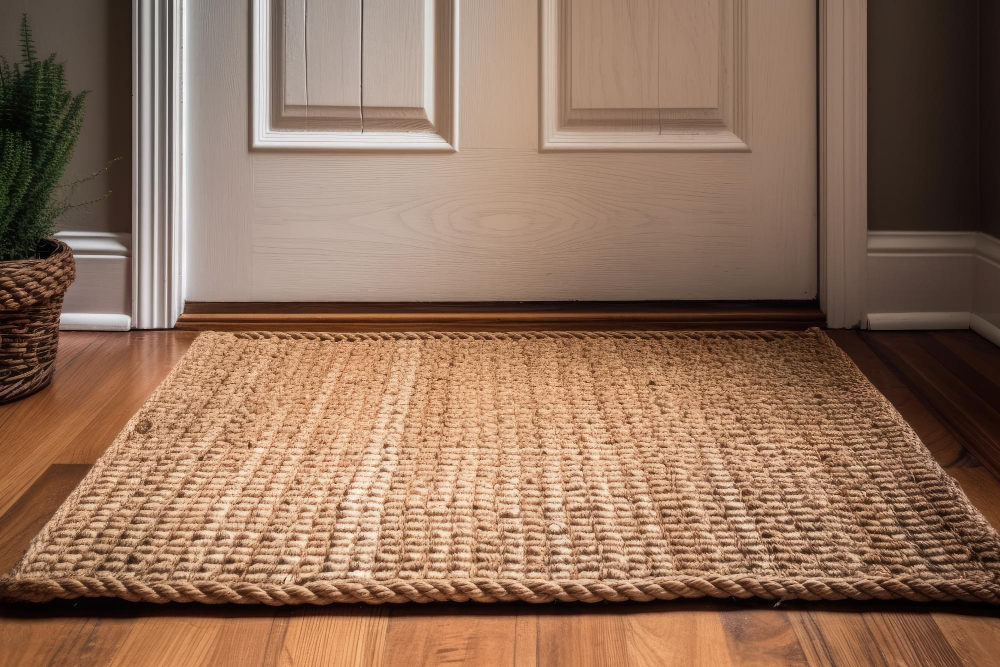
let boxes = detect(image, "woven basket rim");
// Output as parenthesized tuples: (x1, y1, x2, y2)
(0, 238, 72, 268)
(0, 238, 76, 312)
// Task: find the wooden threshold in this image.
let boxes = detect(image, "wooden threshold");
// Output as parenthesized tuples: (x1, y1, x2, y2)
(176, 300, 826, 331)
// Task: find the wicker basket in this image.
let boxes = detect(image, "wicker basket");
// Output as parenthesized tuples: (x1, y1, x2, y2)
(0, 239, 76, 403)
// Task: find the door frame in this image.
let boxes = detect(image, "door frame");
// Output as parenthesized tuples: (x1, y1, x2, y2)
(819, 0, 868, 329)
(133, 0, 183, 330)
(133, 0, 867, 330)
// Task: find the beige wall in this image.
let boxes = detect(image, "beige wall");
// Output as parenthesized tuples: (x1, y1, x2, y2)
(982, 0, 1000, 238)
(868, 0, 981, 232)
(0, 1, 131, 234)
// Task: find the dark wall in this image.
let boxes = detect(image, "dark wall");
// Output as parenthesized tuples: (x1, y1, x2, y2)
(982, 1, 1000, 238)
(868, 0, 981, 232)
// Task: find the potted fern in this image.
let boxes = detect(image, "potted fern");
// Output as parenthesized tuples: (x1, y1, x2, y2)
(0, 16, 88, 402)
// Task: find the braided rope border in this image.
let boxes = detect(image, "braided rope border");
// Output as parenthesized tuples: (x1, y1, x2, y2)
(231, 329, 812, 343)
(2, 574, 998, 605)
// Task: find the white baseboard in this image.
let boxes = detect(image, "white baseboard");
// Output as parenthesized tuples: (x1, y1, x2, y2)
(866, 231, 1000, 342)
(59, 313, 132, 331)
(867, 311, 971, 330)
(972, 242, 1000, 340)
(971, 313, 1000, 347)
(55, 231, 132, 331)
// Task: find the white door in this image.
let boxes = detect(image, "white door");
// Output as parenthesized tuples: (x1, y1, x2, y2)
(185, 0, 816, 302)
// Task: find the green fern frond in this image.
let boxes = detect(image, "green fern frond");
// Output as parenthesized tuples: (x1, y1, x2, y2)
(18, 14, 36, 65)
(57, 156, 121, 188)
(0, 14, 95, 261)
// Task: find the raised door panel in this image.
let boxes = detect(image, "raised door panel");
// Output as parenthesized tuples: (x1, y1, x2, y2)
(282, 0, 307, 108)
(568, 0, 659, 132)
(659, 0, 720, 109)
(252, 0, 457, 150)
(278, 0, 361, 131)
(542, 0, 748, 151)
(360, 0, 456, 140)
(362, 0, 432, 131)
(459, 0, 539, 149)
(569, 0, 658, 109)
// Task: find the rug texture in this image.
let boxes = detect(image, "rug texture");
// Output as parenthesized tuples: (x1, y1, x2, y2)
(2, 330, 1000, 605)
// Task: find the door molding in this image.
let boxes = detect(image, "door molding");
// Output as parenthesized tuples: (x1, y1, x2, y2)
(250, 0, 459, 152)
(539, 0, 751, 153)
(136, 0, 866, 329)
(133, 0, 183, 329)
(819, 0, 868, 328)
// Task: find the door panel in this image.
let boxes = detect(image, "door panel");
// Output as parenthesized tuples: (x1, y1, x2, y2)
(278, 0, 361, 130)
(362, 0, 434, 131)
(570, 0, 659, 111)
(186, 0, 816, 302)
(658, 0, 720, 109)
(542, 0, 746, 150)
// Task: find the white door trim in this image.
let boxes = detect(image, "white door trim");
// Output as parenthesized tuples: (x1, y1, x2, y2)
(133, 0, 183, 329)
(819, 0, 868, 328)
(136, 0, 865, 329)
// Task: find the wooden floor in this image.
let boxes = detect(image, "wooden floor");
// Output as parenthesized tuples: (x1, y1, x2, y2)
(1, 329, 1000, 666)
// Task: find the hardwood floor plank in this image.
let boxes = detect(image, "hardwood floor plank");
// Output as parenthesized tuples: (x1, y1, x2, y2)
(933, 330, 1000, 385)
(536, 608, 630, 667)
(383, 606, 516, 667)
(861, 331, 1000, 478)
(862, 612, 964, 667)
(513, 612, 538, 667)
(719, 608, 809, 666)
(932, 613, 1000, 667)
(0, 600, 139, 667)
(916, 334, 1000, 411)
(107, 616, 222, 667)
(206, 613, 279, 667)
(272, 606, 388, 667)
(260, 612, 292, 666)
(47, 332, 100, 376)
(0, 464, 91, 572)
(787, 611, 889, 667)
(0, 616, 122, 667)
(623, 604, 734, 667)
(51, 615, 136, 667)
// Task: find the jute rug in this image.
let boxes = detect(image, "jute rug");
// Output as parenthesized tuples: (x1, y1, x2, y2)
(2, 330, 1000, 605)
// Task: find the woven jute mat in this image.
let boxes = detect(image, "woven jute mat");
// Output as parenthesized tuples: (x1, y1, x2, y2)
(3, 330, 999, 605)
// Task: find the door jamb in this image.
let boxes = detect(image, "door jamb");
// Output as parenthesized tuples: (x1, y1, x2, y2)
(819, 0, 868, 328)
(133, 0, 183, 329)
(133, 0, 867, 329)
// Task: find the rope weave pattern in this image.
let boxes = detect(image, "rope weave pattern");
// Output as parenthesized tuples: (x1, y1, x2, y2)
(3, 329, 999, 605)
(0, 239, 75, 403)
